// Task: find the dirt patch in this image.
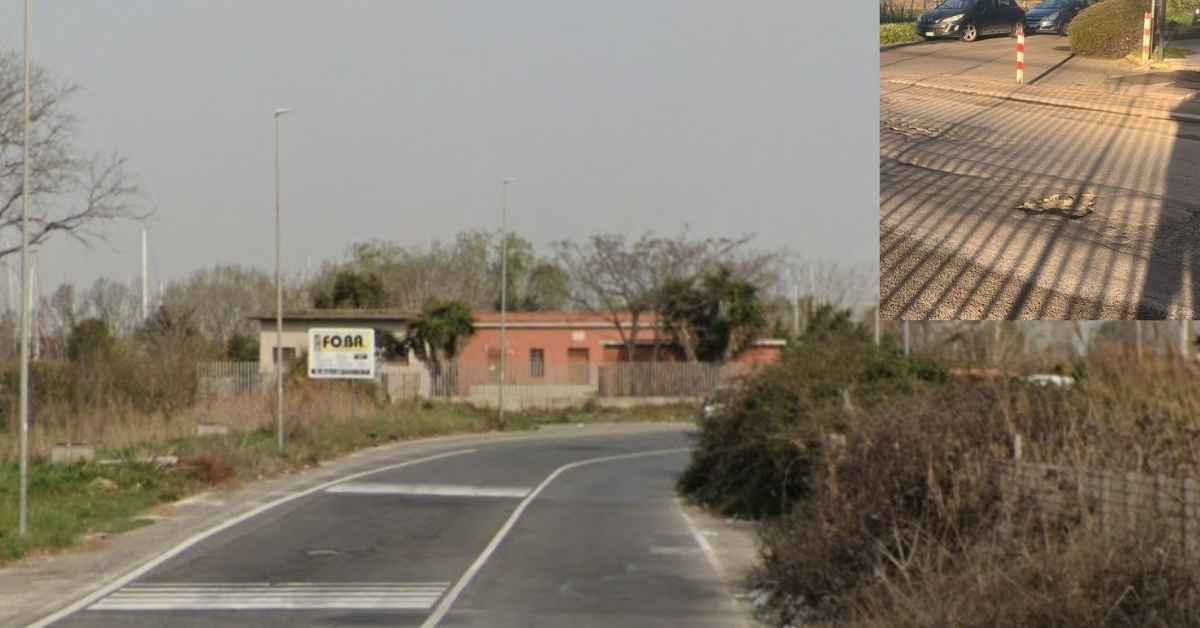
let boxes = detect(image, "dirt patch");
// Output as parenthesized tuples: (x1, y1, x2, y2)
(1016, 192, 1097, 218)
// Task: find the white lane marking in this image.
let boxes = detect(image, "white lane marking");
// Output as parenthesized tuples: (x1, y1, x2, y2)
(675, 499, 720, 574)
(675, 498, 750, 628)
(420, 447, 691, 628)
(90, 582, 449, 611)
(649, 546, 700, 556)
(28, 449, 477, 628)
(326, 482, 530, 499)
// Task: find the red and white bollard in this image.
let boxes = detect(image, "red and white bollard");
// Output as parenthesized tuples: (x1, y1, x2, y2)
(1016, 24, 1025, 84)
(1142, 11, 1152, 66)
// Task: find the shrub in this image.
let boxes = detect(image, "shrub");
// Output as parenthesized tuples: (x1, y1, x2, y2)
(1068, 0, 1151, 58)
(848, 526, 1200, 628)
(678, 321, 947, 519)
(753, 384, 1016, 623)
(185, 453, 235, 485)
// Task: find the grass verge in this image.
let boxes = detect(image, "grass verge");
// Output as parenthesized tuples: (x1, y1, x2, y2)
(881, 23, 921, 46)
(0, 401, 503, 565)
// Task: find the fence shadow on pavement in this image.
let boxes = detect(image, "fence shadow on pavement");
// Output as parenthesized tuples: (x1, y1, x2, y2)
(880, 67, 1193, 319)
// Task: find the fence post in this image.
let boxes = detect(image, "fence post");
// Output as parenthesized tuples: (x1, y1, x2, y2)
(1016, 23, 1025, 84)
(1142, 11, 1152, 66)
(1186, 478, 1197, 562)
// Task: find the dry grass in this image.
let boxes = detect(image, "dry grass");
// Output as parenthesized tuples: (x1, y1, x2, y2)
(684, 334, 1200, 626)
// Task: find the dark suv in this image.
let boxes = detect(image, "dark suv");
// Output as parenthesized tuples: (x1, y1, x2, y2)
(1024, 0, 1092, 36)
(917, 0, 1027, 42)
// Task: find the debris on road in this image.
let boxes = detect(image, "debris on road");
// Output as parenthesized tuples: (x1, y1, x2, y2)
(882, 116, 941, 138)
(1016, 192, 1096, 219)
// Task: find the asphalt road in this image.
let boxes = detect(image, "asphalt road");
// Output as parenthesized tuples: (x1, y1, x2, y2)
(880, 39, 1200, 319)
(882, 33, 1075, 85)
(41, 428, 746, 628)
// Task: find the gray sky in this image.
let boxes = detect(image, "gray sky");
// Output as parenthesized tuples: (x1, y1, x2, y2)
(1, 1, 877, 293)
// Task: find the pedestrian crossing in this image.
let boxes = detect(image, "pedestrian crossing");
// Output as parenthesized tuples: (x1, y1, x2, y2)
(325, 482, 531, 498)
(87, 582, 449, 611)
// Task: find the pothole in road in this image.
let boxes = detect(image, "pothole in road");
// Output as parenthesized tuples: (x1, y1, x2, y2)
(1017, 192, 1097, 219)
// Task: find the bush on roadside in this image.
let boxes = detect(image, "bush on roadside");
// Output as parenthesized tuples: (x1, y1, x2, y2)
(677, 310, 947, 519)
(752, 384, 1018, 623)
(1068, 0, 1151, 58)
(846, 525, 1200, 628)
(881, 23, 920, 46)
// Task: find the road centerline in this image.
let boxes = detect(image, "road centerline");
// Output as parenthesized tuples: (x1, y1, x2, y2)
(419, 446, 691, 628)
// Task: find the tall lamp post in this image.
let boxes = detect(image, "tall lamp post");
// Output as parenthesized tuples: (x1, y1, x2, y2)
(18, 0, 32, 537)
(273, 107, 293, 452)
(498, 177, 516, 427)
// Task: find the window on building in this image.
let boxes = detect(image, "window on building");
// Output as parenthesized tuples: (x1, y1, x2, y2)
(530, 348, 545, 378)
(273, 347, 296, 366)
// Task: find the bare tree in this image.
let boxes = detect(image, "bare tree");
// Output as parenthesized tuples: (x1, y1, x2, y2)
(0, 50, 142, 259)
(79, 276, 141, 338)
(161, 264, 275, 347)
(556, 230, 778, 362)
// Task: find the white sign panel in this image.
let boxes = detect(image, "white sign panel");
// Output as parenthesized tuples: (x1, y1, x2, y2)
(308, 328, 376, 379)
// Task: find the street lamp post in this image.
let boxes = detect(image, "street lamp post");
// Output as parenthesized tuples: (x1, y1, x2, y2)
(18, 0, 32, 537)
(498, 177, 515, 427)
(273, 107, 293, 452)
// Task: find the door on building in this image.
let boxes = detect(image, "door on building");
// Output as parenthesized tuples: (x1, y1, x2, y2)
(567, 348, 590, 385)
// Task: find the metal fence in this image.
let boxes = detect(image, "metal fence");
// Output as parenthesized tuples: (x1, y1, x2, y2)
(428, 360, 739, 408)
(197, 361, 263, 399)
(1005, 444, 1200, 555)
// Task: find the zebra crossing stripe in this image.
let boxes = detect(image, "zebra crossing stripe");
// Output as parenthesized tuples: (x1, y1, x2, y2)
(88, 582, 449, 611)
(325, 482, 531, 498)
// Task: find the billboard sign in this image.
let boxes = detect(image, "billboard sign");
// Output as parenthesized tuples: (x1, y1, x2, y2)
(308, 328, 376, 379)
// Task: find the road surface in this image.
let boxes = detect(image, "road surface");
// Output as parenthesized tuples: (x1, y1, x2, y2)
(36, 427, 748, 628)
(881, 38, 1200, 318)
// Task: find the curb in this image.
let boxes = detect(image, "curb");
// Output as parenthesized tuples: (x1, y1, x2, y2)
(885, 78, 1200, 124)
(881, 39, 928, 51)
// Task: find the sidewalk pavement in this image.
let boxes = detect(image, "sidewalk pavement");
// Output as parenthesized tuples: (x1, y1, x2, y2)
(884, 39, 1200, 123)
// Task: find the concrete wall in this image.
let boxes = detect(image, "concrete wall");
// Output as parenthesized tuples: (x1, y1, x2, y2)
(461, 383, 597, 411)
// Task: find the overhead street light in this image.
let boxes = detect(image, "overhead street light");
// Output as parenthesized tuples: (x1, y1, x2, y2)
(498, 177, 516, 428)
(18, 0, 32, 537)
(274, 107, 293, 452)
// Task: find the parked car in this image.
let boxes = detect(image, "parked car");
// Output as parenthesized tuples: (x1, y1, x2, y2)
(916, 0, 1027, 42)
(1024, 0, 1091, 36)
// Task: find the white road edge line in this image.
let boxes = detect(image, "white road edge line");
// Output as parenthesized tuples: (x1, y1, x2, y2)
(675, 497, 752, 628)
(420, 446, 691, 628)
(26, 448, 478, 628)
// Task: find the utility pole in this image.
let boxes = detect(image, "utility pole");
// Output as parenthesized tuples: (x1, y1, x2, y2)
(498, 177, 515, 427)
(1135, 319, 1143, 363)
(993, 320, 1002, 365)
(141, 229, 148, 320)
(1180, 318, 1189, 361)
(808, 263, 815, 325)
(273, 107, 293, 452)
(791, 283, 799, 338)
(30, 252, 38, 361)
(18, 0, 32, 537)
